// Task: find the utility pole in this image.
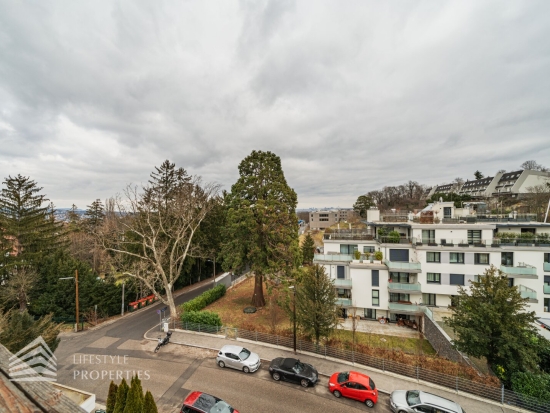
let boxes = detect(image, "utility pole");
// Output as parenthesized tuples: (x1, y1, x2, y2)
(290, 286, 297, 354)
(121, 282, 125, 316)
(75, 269, 79, 332)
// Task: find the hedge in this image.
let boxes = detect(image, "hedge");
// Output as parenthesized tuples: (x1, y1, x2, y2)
(181, 284, 226, 312)
(181, 311, 222, 327)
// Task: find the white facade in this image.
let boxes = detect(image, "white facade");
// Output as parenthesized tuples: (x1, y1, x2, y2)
(315, 206, 550, 323)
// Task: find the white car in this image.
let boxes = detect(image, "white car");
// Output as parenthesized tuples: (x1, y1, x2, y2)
(216, 345, 261, 373)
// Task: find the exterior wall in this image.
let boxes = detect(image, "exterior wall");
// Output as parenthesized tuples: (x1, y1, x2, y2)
(423, 315, 465, 363)
(310, 210, 339, 230)
(514, 171, 550, 193)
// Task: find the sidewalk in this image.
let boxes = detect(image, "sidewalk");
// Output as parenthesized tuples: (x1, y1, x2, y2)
(144, 328, 526, 413)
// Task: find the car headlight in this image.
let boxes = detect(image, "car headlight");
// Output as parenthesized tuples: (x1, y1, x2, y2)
(329, 383, 335, 387)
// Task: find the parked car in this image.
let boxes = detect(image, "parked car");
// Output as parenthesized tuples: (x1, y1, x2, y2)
(389, 390, 465, 413)
(216, 345, 261, 373)
(328, 371, 378, 408)
(181, 391, 239, 413)
(268, 357, 318, 387)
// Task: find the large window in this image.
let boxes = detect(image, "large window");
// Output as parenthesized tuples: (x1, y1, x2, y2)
(474, 253, 490, 265)
(340, 244, 358, 254)
(372, 290, 379, 306)
(468, 230, 482, 245)
(422, 230, 435, 244)
(337, 266, 345, 279)
(372, 270, 379, 287)
(544, 253, 550, 263)
(501, 252, 514, 266)
(427, 252, 440, 263)
(427, 273, 441, 284)
(450, 252, 465, 264)
(390, 293, 410, 302)
(364, 308, 376, 319)
(363, 246, 375, 253)
(389, 249, 409, 262)
(389, 272, 410, 283)
(422, 293, 436, 306)
(450, 274, 465, 285)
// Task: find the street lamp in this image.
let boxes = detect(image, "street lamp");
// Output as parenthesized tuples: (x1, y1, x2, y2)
(59, 270, 79, 332)
(289, 285, 297, 354)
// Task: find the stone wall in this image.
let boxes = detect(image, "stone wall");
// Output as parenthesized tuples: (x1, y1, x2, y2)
(422, 314, 467, 364)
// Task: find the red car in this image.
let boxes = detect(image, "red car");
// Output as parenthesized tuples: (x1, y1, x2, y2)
(181, 391, 239, 413)
(328, 371, 378, 408)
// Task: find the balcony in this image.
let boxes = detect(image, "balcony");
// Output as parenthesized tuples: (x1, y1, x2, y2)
(384, 259, 421, 273)
(388, 282, 422, 293)
(314, 254, 353, 262)
(544, 284, 550, 294)
(388, 302, 423, 314)
(544, 262, 550, 272)
(500, 263, 538, 278)
(334, 279, 352, 288)
(323, 231, 374, 241)
(335, 298, 352, 307)
(377, 237, 412, 245)
(518, 285, 538, 303)
(412, 238, 492, 247)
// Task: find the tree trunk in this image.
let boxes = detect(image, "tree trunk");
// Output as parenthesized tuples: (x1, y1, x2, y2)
(166, 288, 177, 326)
(19, 291, 27, 312)
(251, 274, 265, 307)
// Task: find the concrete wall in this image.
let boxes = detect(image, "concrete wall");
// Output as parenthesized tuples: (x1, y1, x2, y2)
(422, 315, 466, 364)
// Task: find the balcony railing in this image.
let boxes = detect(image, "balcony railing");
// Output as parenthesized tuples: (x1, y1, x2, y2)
(412, 238, 492, 247)
(518, 285, 537, 302)
(543, 262, 550, 272)
(500, 263, 537, 278)
(323, 232, 374, 241)
(388, 282, 422, 292)
(388, 302, 423, 314)
(314, 254, 353, 262)
(334, 279, 352, 288)
(384, 259, 421, 273)
(544, 284, 550, 294)
(335, 298, 352, 306)
(377, 237, 411, 244)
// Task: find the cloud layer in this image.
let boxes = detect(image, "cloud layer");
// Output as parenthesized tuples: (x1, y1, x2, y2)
(1, 1, 549, 208)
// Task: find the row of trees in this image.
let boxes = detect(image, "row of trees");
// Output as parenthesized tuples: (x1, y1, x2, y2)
(106, 375, 157, 413)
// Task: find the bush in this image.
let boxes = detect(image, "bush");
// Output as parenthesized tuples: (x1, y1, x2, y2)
(106, 381, 118, 413)
(181, 284, 226, 312)
(143, 390, 158, 413)
(374, 251, 383, 261)
(511, 371, 550, 404)
(387, 231, 400, 243)
(181, 311, 222, 327)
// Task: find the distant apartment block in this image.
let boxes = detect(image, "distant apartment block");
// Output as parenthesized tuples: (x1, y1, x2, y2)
(310, 209, 358, 230)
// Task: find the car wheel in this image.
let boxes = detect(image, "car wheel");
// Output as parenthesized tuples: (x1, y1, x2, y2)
(243, 366, 250, 373)
(272, 372, 281, 381)
(333, 390, 341, 398)
(300, 379, 309, 388)
(365, 399, 375, 408)
(218, 361, 225, 368)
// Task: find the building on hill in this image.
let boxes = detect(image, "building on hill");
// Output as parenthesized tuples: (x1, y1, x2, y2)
(314, 200, 550, 328)
(459, 173, 502, 198)
(310, 209, 358, 230)
(493, 169, 550, 198)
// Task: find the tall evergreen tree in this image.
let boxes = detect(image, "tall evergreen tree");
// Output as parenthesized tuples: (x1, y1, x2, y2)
(445, 265, 540, 382)
(123, 375, 144, 413)
(301, 233, 315, 266)
(106, 381, 118, 413)
(143, 390, 158, 413)
(353, 195, 374, 218)
(84, 199, 105, 231)
(0, 310, 61, 353)
(113, 378, 129, 413)
(65, 204, 81, 230)
(221, 151, 300, 307)
(145, 159, 191, 208)
(295, 264, 339, 345)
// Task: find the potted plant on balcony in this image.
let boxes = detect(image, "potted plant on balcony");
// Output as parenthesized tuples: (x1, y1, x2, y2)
(374, 250, 383, 262)
(364, 251, 372, 263)
(517, 232, 534, 246)
(496, 232, 516, 246)
(353, 249, 361, 262)
(388, 230, 401, 244)
(535, 233, 550, 247)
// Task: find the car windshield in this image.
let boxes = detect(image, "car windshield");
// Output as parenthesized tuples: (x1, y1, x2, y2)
(239, 348, 251, 360)
(293, 361, 305, 373)
(406, 390, 421, 406)
(337, 372, 349, 383)
(209, 401, 234, 413)
(369, 378, 376, 390)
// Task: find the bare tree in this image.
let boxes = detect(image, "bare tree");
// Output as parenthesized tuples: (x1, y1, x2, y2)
(521, 160, 548, 171)
(0, 266, 38, 311)
(98, 175, 220, 318)
(524, 184, 550, 221)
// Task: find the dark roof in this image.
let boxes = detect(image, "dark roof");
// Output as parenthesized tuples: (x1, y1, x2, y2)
(0, 344, 86, 413)
(498, 170, 523, 182)
(282, 358, 298, 369)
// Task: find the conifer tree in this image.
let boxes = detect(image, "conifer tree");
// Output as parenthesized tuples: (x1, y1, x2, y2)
(0, 310, 61, 353)
(112, 378, 129, 413)
(106, 381, 118, 413)
(143, 390, 158, 413)
(301, 233, 315, 266)
(84, 199, 105, 231)
(123, 375, 144, 413)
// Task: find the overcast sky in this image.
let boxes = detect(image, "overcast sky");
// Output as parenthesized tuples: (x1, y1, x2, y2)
(1, 1, 549, 209)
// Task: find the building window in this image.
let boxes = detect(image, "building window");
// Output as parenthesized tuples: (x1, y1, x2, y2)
(337, 266, 345, 279)
(427, 252, 440, 263)
(468, 230, 482, 245)
(545, 298, 550, 313)
(389, 272, 409, 283)
(390, 293, 410, 302)
(389, 249, 409, 262)
(544, 253, 550, 263)
(422, 230, 435, 244)
(443, 207, 452, 219)
(450, 252, 465, 264)
(372, 270, 379, 287)
(363, 246, 375, 253)
(501, 252, 514, 266)
(364, 308, 376, 319)
(474, 253, 489, 265)
(319, 218, 328, 221)
(372, 290, 379, 306)
(422, 293, 436, 306)
(508, 278, 514, 287)
(427, 273, 441, 284)
(450, 274, 465, 285)
(340, 244, 358, 254)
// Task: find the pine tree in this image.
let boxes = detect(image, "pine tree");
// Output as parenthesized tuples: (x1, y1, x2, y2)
(84, 199, 105, 231)
(66, 204, 81, 230)
(123, 375, 144, 413)
(145, 159, 191, 208)
(112, 378, 129, 413)
(106, 381, 118, 413)
(301, 234, 315, 266)
(143, 390, 158, 413)
(0, 310, 61, 353)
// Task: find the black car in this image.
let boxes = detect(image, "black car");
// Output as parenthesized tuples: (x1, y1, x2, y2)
(269, 357, 318, 388)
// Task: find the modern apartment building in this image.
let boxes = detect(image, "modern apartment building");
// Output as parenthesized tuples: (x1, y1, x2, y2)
(310, 209, 358, 230)
(314, 202, 550, 325)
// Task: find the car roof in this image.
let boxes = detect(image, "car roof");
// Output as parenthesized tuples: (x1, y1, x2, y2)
(281, 358, 299, 369)
(220, 345, 244, 354)
(348, 371, 371, 383)
(183, 391, 221, 412)
(419, 391, 461, 412)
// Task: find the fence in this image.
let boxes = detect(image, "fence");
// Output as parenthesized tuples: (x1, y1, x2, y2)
(175, 321, 549, 413)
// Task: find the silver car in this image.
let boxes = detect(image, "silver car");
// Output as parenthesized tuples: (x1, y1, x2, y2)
(390, 390, 465, 413)
(216, 345, 261, 373)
